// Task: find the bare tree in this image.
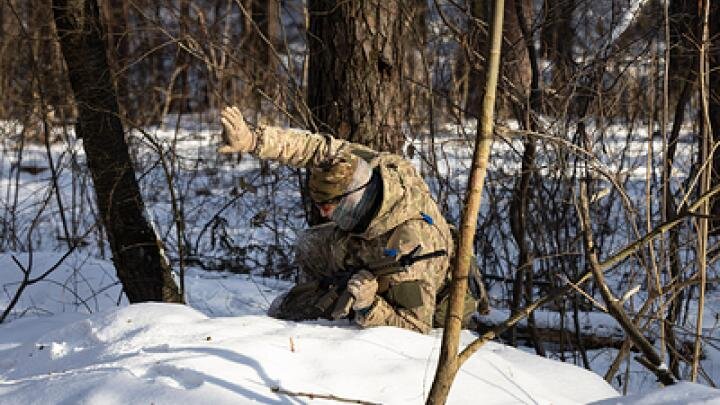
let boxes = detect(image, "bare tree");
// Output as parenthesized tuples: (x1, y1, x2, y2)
(541, 0, 574, 84)
(507, 0, 544, 355)
(0, 0, 717, 392)
(51, 0, 182, 303)
(101, 0, 129, 115)
(426, 0, 505, 402)
(306, 0, 419, 154)
(708, 2, 720, 234)
(242, 0, 281, 119)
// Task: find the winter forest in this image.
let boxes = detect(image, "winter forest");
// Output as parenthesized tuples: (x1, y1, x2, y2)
(1, 0, 720, 404)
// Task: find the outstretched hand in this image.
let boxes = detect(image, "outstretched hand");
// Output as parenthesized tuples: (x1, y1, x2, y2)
(219, 106, 256, 154)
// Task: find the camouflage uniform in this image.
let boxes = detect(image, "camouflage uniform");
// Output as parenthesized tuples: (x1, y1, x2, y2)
(255, 126, 453, 334)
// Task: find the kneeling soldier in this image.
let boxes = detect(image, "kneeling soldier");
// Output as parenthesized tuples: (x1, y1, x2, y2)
(219, 106, 479, 334)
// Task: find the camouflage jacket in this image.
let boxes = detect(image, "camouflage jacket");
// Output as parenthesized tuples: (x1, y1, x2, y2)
(254, 126, 453, 333)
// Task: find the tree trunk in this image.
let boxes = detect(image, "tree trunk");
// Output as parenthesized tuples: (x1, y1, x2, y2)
(307, 0, 414, 154)
(464, 0, 489, 119)
(0, 2, 4, 117)
(101, 0, 128, 115)
(668, 0, 700, 103)
(692, 0, 712, 381)
(664, 71, 694, 375)
(465, 0, 531, 120)
(540, 0, 574, 81)
(508, 0, 544, 356)
(252, 0, 280, 118)
(52, 0, 183, 303)
(426, 0, 505, 403)
(709, 2, 720, 234)
(168, 0, 191, 115)
(241, 0, 280, 119)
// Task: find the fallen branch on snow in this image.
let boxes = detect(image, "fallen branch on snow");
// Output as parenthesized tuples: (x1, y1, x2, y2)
(271, 386, 381, 405)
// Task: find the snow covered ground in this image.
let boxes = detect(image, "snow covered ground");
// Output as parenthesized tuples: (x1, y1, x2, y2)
(0, 253, 718, 404)
(591, 383, 720, 405)
(0, 255, 621, 405)
(0, 303, 615, 404)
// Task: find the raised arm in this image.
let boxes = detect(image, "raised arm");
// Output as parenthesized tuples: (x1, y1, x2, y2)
(255, 126, 347, 168)
(219, 106, 377, 168)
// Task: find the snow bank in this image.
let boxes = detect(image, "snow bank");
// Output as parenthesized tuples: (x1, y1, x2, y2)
(0, 303, 617, 404)
(2, 251, 715, 404)
(590, 382, 720, 405)
(1, 299, 619, 404)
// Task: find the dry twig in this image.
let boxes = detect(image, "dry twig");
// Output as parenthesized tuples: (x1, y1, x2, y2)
(271, 386, 380, 405)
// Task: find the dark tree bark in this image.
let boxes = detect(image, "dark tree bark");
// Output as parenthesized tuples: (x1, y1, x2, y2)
(664, 72, 693, 375)
(666, 0, 720, 233)
(307, 0, 416, 154)
(540, 0, 574, 85)
(464, 0, 490, 119)
(101, 0, 129, 114)
(168, 0, 191, 114)
(465, 0, 531, 119)
(52, 0, 183, 303)
(668, 0, 700, 102)
(709, 2, 720, 234)
(247, 0, 280, 119)
(237, 0, 280, 119)
(508, 0, 544, 356)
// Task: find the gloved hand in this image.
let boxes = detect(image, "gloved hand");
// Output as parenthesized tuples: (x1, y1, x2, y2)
(347, 270, 378, 310)
(219, 106, 256, 154)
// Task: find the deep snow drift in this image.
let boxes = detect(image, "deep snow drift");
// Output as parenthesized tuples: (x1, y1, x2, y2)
(0, 302, 619, 405)
(0, 254, 624, 405)
(0, 255, 717, 405)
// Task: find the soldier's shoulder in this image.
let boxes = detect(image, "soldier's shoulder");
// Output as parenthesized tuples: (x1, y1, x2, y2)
(370, 154, 420, 178)
(371, 152, 406, 165)
(386, 213, 445, 249)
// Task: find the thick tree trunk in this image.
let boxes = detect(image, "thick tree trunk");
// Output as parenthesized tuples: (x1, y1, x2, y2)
(307, 0, 413, 154)
(52, 0, 183, 303)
